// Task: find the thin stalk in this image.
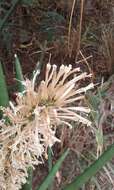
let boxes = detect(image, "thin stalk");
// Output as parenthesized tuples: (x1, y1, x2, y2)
(63, 144, 114, 190)
(68, 0, 76, 55)
(32, 41, 47, 82)
(47, 147, 53, 190)
(75, 0, 84, 60)
(48, 147, 52, 172)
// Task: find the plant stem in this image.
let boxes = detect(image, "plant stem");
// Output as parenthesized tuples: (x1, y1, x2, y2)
(48, 147, 53, 190)
(48, 147, 52, 172)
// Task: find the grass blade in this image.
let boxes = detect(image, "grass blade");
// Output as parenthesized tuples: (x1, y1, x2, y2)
(14, 54, 25, 92)
(63, 144, 114, 190)
(32, 41, 47, 81)
(48, 147, 53, 172)
(36, 149, 69, 190)
(0, 62, 9, 107)
(47, 147, 53, 190)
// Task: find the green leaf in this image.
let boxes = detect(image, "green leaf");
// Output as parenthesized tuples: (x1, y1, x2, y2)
(62, 144, 114, 190)
(0, 62, 9, 107)
(86, 92, 100, 124)
(39, 11, 65, 41)
(48, 147, 52, 172)
(86, 92, 99, 111)
(47, 147, 53, 190)
(95, 128, 103, 148)
(32, 41, 47, 80)
(36, 149, 69, 190)
(14, 54, 25, 92)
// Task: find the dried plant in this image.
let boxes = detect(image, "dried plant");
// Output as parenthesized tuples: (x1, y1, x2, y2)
(101, 24, 114, 74)
(0, 63, 93, 189)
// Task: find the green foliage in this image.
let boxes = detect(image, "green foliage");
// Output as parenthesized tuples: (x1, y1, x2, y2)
(0, 62, 9, 107)
(14, 54, 25, 92)
(39, 11, 65, 41)
(37, 149, 69, 190)
(86, 92, 100, 122)
(48, 147, 52, 172)
(86, 79, 113, 157)
(63, 144, 114, 190)
(47, 147, 53, 190)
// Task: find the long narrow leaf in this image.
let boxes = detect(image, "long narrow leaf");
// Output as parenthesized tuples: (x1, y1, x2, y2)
(0, 62, 9, 107)
(36, 149, 69, 190)
(48, 147, 53, 172)
(63, 144, 114, 190)
(47, 147, 53, 190)
(32, 41, 47, 80)
(14, 54, 25, 92)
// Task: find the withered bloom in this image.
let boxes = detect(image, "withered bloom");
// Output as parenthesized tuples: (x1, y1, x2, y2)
(0, 63, 93, 189)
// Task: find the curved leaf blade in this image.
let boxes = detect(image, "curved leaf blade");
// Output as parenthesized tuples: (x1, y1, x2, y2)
(14, 54, 25, 92)
(36, 149, 69, 190)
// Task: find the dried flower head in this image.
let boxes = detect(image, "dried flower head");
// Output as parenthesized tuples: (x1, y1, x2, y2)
(0, 63, 93, 189)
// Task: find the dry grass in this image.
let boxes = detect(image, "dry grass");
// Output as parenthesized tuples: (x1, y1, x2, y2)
(100, 24, 114, 75)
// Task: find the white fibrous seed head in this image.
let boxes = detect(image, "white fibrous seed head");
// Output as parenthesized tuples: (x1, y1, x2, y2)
(0, 63, 93, 189)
